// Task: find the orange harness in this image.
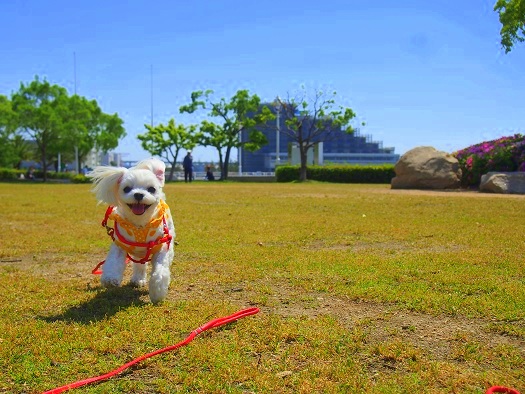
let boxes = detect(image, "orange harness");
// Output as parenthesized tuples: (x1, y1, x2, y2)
(92, 201, 173, 274)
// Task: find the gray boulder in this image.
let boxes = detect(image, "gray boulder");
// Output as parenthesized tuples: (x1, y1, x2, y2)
(391, 146, 461, 189)
(480, 172, 525, 194)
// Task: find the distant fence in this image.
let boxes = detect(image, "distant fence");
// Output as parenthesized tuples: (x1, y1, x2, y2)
(166, 171, 276, 182)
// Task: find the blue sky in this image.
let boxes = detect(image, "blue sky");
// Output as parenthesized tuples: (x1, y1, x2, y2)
(1, 0, 524, 163)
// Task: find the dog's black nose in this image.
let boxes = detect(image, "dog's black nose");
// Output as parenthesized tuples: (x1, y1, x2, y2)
(134, 193, 144, 201)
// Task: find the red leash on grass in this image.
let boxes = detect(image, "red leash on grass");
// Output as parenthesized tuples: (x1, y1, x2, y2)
(40, 306, 519, 394)
(42, 307, 260, 394)
(486, 387, 520, 394)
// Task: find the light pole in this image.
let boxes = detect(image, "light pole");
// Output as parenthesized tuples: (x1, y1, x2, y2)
(237, 127, 242, 176)
(73, 52, 79, 172)
(275, 97, 281, 170)
(150, 64, 154, 127)
(238, 124, 243, 176)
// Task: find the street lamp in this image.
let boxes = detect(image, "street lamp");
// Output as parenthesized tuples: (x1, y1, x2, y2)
(238, 128, 242, 176)
(275, 96, 281, 169)
(238, 123, 243, 176)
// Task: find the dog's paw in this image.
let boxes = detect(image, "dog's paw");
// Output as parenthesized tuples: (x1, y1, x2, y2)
(149, 295, 166, 304)
(130, 278, 147, 287)
(149, 286, 168, 304)
(149, 276, 169, 304)
(101, 277, 121, 288)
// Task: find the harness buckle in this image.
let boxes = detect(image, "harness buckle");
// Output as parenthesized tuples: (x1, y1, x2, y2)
(106, 226, 115, 239)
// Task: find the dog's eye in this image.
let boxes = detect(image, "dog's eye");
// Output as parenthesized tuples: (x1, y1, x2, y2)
(147, 187, 156, 194)
(123, 186, 131, 193)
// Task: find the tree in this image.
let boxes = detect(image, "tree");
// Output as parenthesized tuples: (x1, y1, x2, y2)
(11, 76, 125, 180)
(93, 112, 127, 158)
(11, 78, 68, 180)
(64, 94, 126, 170)
(198, 120, 229, 178)
(276, 89, 359, 182)
(138, 119, 200, 181)
(179, 89, 275, 180)
(0, 95, 32, 168)
(494, 0, 525, 53)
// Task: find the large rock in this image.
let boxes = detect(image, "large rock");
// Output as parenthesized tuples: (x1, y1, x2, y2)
(480, 172, 525, 194)
(391, 146, 461, 189)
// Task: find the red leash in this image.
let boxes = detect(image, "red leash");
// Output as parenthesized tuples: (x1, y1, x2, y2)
(42, 307, 260, 394)
(38, 306, 519, 393)
(486, 387, 520, 394)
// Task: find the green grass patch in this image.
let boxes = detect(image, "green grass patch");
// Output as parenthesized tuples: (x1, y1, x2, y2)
(0, 182, 524, 393)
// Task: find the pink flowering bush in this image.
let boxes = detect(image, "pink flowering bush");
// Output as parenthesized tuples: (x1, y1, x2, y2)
(454, 134, 525, 186)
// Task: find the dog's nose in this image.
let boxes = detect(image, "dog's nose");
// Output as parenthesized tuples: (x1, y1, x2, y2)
(134, 193, 144, 201)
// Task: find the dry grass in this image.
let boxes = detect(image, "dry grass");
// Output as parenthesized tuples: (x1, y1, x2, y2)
(0, 182, 524, 393)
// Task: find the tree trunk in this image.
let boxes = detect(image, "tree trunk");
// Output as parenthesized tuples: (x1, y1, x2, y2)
(297, 124, 308, 182)
(168, 161, 176, 181)
(222, 146, 232, 180)
(167, 149, 179, 181)
(42, 144, 48, 182)
(299, 144, 308, 182)
(217, 150, 224, 181)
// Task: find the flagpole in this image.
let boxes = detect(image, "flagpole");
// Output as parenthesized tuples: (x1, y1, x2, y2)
(74, 51, 79, 173)
(150, 64, 154, 127)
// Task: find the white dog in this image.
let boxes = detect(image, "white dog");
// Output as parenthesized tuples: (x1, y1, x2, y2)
(88, 158, 175, 303)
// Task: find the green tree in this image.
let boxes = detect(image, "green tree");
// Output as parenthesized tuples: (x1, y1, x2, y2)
(11, 77, 125, 180)
(0, 95, 32, 168)
(11, 78, 68, 179)
(138, 119, 200, 181)
(494, 0, 525, 53)
(179, 89, 275, 180)
(63, 94, 124, 170)
(277, 89, 359, 182)
(198, 120, 229, 178)
(93, 112, 127, 158)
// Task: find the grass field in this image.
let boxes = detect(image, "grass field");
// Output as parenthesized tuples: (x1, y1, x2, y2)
(1, 182, 524, 393)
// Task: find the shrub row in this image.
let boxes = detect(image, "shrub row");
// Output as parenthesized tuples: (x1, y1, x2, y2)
(32, 170, 75, 180)
(71, 174, 92, 183)
(0, 168, 91, 182)
(2, 165, 396, 184)
(276, 164, 396, 183)
(0, 168, 27, 181)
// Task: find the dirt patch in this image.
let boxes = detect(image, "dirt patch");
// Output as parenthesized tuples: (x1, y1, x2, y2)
(274, 293, 524, 360)
(304, 239, 465, 254)
(375, 187, 525, 199)
(171, 278, 525, 366)
(7, 256, 524, 368)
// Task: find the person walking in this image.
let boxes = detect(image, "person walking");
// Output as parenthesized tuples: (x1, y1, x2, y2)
(182, 151, 193, 183)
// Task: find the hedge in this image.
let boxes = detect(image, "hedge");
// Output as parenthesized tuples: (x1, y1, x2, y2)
(275, 164, 396, 183)
(0, 168, 81, 182)
(0, 168, 27, 181)
(2, 165, 396, 184)
(71, 174, 92, 183)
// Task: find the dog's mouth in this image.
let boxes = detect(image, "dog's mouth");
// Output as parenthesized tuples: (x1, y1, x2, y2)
(128, 203, 151, 215)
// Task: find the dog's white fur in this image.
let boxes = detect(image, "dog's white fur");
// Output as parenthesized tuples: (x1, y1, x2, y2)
(88, 158, 175, 303)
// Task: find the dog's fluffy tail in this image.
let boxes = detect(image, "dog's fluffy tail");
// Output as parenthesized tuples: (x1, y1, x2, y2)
(87, 166, 127, 206)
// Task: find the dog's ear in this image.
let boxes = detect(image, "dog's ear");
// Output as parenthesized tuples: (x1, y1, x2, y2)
(87, 166, 127, 205)
(151, 160, 166, 187)
(135, 158, 166, 187)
